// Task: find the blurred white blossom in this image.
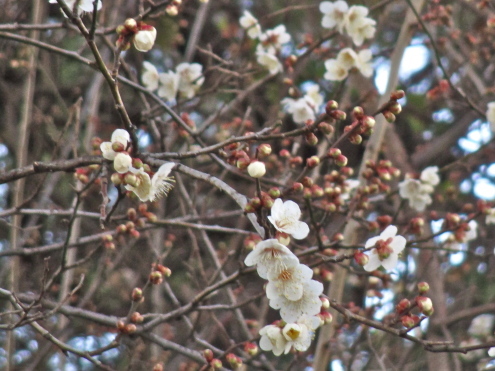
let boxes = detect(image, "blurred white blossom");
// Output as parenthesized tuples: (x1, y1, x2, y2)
(319, 0, 348, 32)
(141, 61, 159, 91)
(176, 63, 205, 99)
(240, 10, 262, 39)
(158, 71, 180, 101)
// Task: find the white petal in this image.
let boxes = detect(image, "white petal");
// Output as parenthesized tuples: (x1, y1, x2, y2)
(289, 221, 310, 240)
(363, 253, 381, 271)
(391, 235, 407, 253)
(111, 129, 130, 146)
(380, 225, 398, 239)
(381, 254, 399, 270)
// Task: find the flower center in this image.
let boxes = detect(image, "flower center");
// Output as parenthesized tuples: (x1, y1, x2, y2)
(278, 268, 293, 282)
(375, 237, 393, 261)
(285, 327, 301, 341)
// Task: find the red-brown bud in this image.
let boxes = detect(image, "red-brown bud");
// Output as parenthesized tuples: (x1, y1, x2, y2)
(131, 287, 143, 301)
(417, 282, 430, 294)
(306, 156, 320, 168)
(354, 252, 369, 266)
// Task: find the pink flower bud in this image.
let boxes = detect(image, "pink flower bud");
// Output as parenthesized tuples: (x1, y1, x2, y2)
(305, 132, 318, 146)
(401, 315, 416, 328)
(131, 287, 143, 301)
(416, 296, 434, 316)
(325, 100, 339, 114)
(292, 182, 304, 192)
(318, 122, 334, 135)
(328, 148, 341, 158)
(244, 342, 258, 356)
(417, 282, 430, 294)
(203, 349, 214, 362)
(396, 298, 411, 313)
(352, 106, 364, 119)
(388, 102, 402, 114)
(390, 90, 405, 100)
(110, 172, 123, 185)
(330, 110, 347, 120)
(354, 252, 369, 266)
(383, 111, 396, 123)
(268, 187, 281, 198)
(306, 156, 320, 168)
(335, 154, 348, 167)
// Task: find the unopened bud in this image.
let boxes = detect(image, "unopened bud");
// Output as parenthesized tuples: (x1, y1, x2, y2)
(268, 187, 281, 198)
(325, 100, 339, 114)
(247, 161, 266, 178)
(301, 176, 313, 188)
(363, 116, 376, 128)
(318, 122, 334, 135)
(292, 182, 304, 192)
(124, 18, 138, 31)
(352, 106, 364, 119)
(335, 154, 348, 167)
(131, 287, 143, 301)
(396, 298, 411, 313)
(349, 134, 362, 145)
(244, 342, 258, 356)
(130, 312, 144, 323)
(210, 359, 223, 369)
(354, 252, 369, 266)
(330, 110, 346, 121)
(328, 148, 341, 158)
(149, 271, 163, 285)
(306, 156, 320, 168)
(388, 102, 402, 114)
(390, 90, 405, 100)
(416, 296, 434, 316)
(203, 349, 214, 362)
(305, 132, 318, 146)
(258, 143, 272, 156)
(110, 173, 122, 185)
(401, 315, 416, 328)
(383, 111, 396, 123)
(417, 282, 430, 294)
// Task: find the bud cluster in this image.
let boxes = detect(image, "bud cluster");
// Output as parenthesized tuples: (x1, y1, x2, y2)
(394, 282, 433, 329)
(361, 160, 401, 195)
(320, 168, 356, 212)
(149, 263, 172, 285)
(116, 19, 157, 52)
(381, 90, 405, 122)
(244, 191, 275, 213)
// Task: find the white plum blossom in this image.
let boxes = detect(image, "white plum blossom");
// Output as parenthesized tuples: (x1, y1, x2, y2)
(244, 239, 299, 279)
(487, 102, 495, 132)
(268, 198, 310, 240)
(420, 166, 440, 186)
(345, 5, 376, 46)
(269, 280, 324, 323)
(305, 85, 324, 109)
(240, 10, 262, 39)
(281, 96, 316, 124)
(141, 61, 159, 91)
(355, 49, 373, 77)
(282, 315, 321, 353)
(113, 152, 132, 174)
(259, 325, 287, 356)
(247, 161, 266, 178)
(468, 314, 495, 337)
(398, 178, 434, 212)
(158, 71, 180, 101)
(176, 63, 204, 99)
(324, 58, 349, 81)
(266, 263, 313, 301)
(125, 162, 175, 202)
(259, 25, 291, 50)
(489, 347, 495, 357)
(133, 27, 157, 52)
(319, 0, 349, 32)
(324, 48, 373, 81)
(256, 45, 283, 74)
(100, 129, 130, 161)
(363, 225, 406, 272)
(49, 0, 102, 13)
(486, 208, 495, 225)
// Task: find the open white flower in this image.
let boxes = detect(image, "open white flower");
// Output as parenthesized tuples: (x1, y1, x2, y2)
(324, 58, 349, 81)
(49, 0, 102, 13)
(468, 314, 495, 337)
(133, 27, 157, 52)
(363, 225, 406, 272)
(256, 45, 283, 74)
(489, 347, 495, 357)
(398, 178, 434, 212)
(269, 279, 323, 323)
(282, 315, 321, 353)
(268, 199, 310, 240)
(158, 71, 180, 101)
(244, 239, 299, 279)
(355, 49, 373, 77)
(259, 325, 287, 356)
(176, 63, 204, 99)
(142, 61, 159, 91)
(347, 16, 376, 46)
(486, 208, 495, 225)
(125, 162, 175, 202)
(281, 97, 316, 124)
(240, 10, 262, 39)
(304, 85, 324, 109)
(266, 263, 313, 301)
(319, 0, 349, 32)
(259, 25, 291, 50)
(487, 102, 495, 132)
(113, 152, 132, 174)
(100, 129, 130, 160)
(420, 166, 440, 186)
